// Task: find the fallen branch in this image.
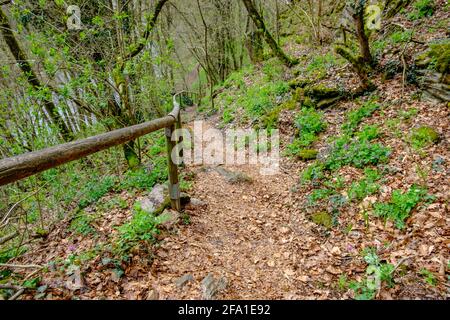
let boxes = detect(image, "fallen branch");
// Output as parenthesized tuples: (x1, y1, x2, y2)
(8, 288, 24, 300)
(0, 263, 43, 269)
(0, 283, 23, 290)
(0, 231, 18, 245)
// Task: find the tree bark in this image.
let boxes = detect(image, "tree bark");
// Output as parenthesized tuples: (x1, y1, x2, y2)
(241, 0, 298, 67)
(0, 7, 72, 141)
(353, 1, 373, 65)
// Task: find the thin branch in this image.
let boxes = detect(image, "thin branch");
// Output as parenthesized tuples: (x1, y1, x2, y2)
(0, 263, 43, 269)
(0, 182, 49, 227)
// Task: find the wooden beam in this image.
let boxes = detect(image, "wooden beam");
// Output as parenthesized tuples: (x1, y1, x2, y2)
(0, 115, 177, 186)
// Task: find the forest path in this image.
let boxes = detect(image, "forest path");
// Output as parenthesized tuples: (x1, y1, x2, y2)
(151, 107, 320, 300)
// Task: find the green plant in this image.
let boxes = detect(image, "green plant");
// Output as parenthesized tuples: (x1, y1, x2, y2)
(300, 161, 325, 184)
(114, 202, 169, 257)
(325, 136, 390, 171)
(420, 268, 437, 286)
(338, 274, 349, 291)
(311, 211, 333, 229)
(409, 126, 440, 149)
(342, 101, 379, 135)
(306, 53, 339, 76)
(287, 108, 327, 157)
(348, 168, 382, 201)
(408, 0, 435, 20)
(349, 248, 395, 300)
(356, 125, 381, 141)
(308, 188, 335, 204)
(389, 30, 413, 44)
(398, 108, 418, 120)
(70, 211, 98, 236)
(373, 185, 428, 229)
(78, 176, 117, 209)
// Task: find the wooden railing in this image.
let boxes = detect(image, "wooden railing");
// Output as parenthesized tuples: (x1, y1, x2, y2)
(0, 96, 186, 211)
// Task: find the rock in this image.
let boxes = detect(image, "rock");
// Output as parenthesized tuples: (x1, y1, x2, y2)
(304, 84, 342, 100)
(409, 126, 440, 149)
(141, 184, 167, 213)
(297, 149, 318, 160)
(201, 274, 227, 300)
(159, 209, 181, 230)
(146, 288, 160, 300)
(311, 212, 333, 229)
(189, 198, 207, 207)
(175, 274, 194, 288)
(215, 167, 252, 184)
(317, 96, 343, 109)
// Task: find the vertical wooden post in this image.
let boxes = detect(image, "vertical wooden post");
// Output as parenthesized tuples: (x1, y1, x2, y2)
(165, 123, 181, 211)
(176, 112, 184, 167)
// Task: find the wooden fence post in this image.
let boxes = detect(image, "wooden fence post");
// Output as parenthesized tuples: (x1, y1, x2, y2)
(165, 123, 181, 212)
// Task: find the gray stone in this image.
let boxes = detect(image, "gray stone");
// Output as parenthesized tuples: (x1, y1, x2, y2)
(201, 274, 227, 300)
(160, 209, 181, 229)
(215, 167, 252, 184)
(141, 184, 167, 213)
(175, 274, 194, 288)
(190, 198, 206, 207)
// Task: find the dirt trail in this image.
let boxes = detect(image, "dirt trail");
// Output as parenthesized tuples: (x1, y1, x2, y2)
(151, 110, 323, 300)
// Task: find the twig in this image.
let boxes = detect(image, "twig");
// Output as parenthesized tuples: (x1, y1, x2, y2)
(400, 44, 408, 96)
(0, 231, 18, 245)
(393, 256, 412, 272)
(0, 263, 43, 269)
(0, 284, 23, 290)
(9, 289, 24, 300)
(0, 182, 49, 227)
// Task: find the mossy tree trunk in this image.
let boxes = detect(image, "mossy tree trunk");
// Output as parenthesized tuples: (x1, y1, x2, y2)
(0, 7, 72, 141)
(353, 1, 373, 66)
(241, 0, 298, 67)
(111, 0, 168, 169)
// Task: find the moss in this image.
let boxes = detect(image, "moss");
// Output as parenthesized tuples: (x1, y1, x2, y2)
(289, 78, 313, 89)
(297, 149, 318, 160)
(429, 41, 450, 74)
(410, 126, 440, 149)
(311, 211, 333, 229)
(416, 41, 450, 74)
(293, 88, 305, 102)
(317, 96, 343, 109)
(304, 84, 341, 100)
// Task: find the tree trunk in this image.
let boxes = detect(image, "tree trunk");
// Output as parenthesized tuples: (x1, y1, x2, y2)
(241, 0, 298, 67)
(353, 2, 373, 66)
(0, 7, 72, 141)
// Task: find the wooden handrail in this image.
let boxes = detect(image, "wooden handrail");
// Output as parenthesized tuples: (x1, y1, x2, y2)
(0, 103, 182, 213)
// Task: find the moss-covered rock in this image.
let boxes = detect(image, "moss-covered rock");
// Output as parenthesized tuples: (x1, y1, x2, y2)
(289, 78, 313, 89)
(410, 126, 440, 149)
(304, 84, 342, 100)
(317, 96, 343, 109)
(297, 149, 319, 160)
(311, 211, 333, 229)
